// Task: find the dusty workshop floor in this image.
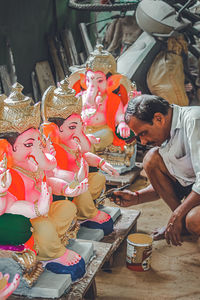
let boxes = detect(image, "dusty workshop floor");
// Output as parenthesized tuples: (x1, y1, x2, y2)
(95, 173, 200, 300)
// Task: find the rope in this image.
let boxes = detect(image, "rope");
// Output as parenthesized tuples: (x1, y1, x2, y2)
(68, 0, 140, 12)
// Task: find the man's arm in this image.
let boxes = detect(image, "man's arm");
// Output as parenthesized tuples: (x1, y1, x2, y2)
(165, 117, 200, 245)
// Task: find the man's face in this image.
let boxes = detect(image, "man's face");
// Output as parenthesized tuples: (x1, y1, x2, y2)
(128, 115, 167, 147)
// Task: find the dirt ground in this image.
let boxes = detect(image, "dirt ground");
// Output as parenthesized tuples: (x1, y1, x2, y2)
(95, 173, 200, 300)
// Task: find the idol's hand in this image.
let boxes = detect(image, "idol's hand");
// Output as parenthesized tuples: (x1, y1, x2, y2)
(77, 158, 88, 183)
(0, 168, 11, 194)
(117, 121, 130, 139)
(86, 134, 100, 145)
(101, 161, 119, 177)
(0, 273, 20, 299)
(38, 182, 51, 216)
(64, 178, 88, 197)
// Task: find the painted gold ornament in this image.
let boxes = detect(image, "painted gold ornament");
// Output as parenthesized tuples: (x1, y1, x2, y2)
(86, 44, 117, 75)
(0, 83, 40, 134)
(41, 77, 82, 123)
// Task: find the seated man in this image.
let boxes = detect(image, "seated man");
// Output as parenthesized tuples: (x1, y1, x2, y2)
(111, 94, 200, 246)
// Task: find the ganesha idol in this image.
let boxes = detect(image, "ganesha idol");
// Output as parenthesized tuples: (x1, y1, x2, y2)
(69, 44, 140, 173)
(41, 78, 119, 236)
(0, 84, 87, 286)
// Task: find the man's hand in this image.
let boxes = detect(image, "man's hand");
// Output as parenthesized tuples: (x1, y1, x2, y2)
(110, 190, 139, 207)
(165, 212, 183, 246)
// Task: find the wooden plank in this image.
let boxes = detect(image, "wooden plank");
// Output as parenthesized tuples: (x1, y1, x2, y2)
(66, 29, 80, 65)
(79, 23, 93, 58)
(47, 36, 65, 82)
(35, 61, 55, 96)
(9, 241, 112, 300)
(31, 70, 41, 102)
(61, 28, 79, 66)
(54, 35, 69, 76)
(6, 38, 17, 85)
(0, 65, 12, 96)
(101, 208, 140, 261)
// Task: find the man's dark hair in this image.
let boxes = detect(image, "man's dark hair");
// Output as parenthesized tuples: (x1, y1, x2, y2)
(125, 94, 170, 125)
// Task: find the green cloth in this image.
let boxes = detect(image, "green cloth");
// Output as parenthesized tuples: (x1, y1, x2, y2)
(0, 214, 32, 245)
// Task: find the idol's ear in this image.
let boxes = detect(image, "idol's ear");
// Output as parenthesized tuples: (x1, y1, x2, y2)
(68, 68, 86, 93)
(107, 74, 122, 94)
(80, 73, 87, 90)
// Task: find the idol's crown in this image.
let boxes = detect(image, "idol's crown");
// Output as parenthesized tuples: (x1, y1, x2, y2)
(41, 77, 82, 122)
(0, 83, 40, 134)
(86, 44, 117, 75)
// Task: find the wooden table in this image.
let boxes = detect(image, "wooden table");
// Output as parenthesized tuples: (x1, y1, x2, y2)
(101, 208, 140, 267)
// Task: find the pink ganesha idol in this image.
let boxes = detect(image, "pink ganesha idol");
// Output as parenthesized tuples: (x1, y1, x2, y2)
(41, 78, 119, 236)
(69, 44, 141, 173)
(0, 84, 87, 283)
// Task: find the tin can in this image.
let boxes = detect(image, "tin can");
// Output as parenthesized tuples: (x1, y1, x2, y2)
(126, 233, 153, 271)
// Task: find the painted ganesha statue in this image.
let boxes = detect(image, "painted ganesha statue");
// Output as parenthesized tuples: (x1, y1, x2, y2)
(41, 78, 119, 236)
(0, 84, 87, 288)
(69, 44, 140, 173)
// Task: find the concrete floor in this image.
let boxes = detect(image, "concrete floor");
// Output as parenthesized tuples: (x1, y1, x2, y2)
(95, 175, 200, 300)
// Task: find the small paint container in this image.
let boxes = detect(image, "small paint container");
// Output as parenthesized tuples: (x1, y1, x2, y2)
(126, 233, 153, 271)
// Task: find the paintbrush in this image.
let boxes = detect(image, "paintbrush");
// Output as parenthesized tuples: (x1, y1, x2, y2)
(96, 183, 130, 205)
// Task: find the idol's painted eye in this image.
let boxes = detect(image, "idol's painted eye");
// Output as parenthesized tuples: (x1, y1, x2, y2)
(69, 125, 76, 130)
(24, 143, 33, 148)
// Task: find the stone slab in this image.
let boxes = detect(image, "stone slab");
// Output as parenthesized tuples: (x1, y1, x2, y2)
(0, 258, 71, 299)
(67, 239, 94, 265)
(77, 226, 104, 241)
